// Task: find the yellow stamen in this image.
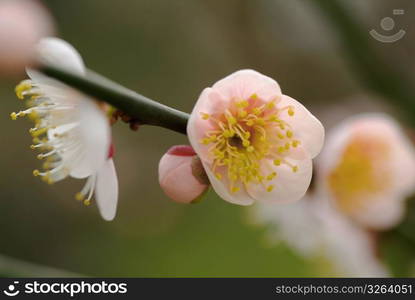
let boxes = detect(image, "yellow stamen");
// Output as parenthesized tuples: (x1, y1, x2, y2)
(75, 192, 84, 201)
(273, 159, 281, 166)
(15, 80, 32, 100)
(201, 112, 210, 120)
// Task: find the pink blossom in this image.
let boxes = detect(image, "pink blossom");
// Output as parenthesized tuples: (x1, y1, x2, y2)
(317, 114, 415, 230)
(187, 70, 324, 205)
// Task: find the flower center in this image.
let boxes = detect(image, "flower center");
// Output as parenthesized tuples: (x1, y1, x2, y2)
(327, 135, 391, 214)
(199, 93, 300, 193)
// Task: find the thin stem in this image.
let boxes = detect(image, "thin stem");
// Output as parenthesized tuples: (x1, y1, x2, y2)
(310, 0, 415, 125)
(40, 64, 190, 135)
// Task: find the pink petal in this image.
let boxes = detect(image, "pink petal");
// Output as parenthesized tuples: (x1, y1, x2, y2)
(246, 155, 313, 204)
(202, 161, 255, 206)
(212, 69, 282, 102)
(278, 95, 324, 159)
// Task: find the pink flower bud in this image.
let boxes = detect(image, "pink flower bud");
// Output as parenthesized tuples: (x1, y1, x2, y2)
(159, 145, 209, 204)
(0, 0, 55, 76)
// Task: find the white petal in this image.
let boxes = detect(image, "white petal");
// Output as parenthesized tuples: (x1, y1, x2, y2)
(69, 99, 110, 178)
(279, 95, 324, 159)
(247, 152, 313, 204)
(30, 37, 85, 75)
(95, 159, 118, 221)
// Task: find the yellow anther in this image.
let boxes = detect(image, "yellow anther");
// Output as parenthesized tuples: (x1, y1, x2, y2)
(244, 132, 251, 139)
(246, 120, 254, 126)
(30, 127, 47, 137)
(292, 166, 298, 173)
(278, 146, 285, 153)
(231, 186, 240, 193)
(201, 113, 210, 120)
(247, 146, 254, 152)
(292, 140, 300, 148)
(259, 136, 266, 142)
(228, 116, 237, 125)
(273, 159, 281, 166)
(238, 110, 248, 118)
(10, 112, 17, 120)
(267, 172, 276, 180)
(200, 138, 211, 145)
(256, 118, 265, 126)
(28, 111, 39, 121)
(266, 185, 274, 192)
(83, 199, 91, 206)
(242, 140, 250, 147)
(75, 192, 84, 201)
(215, 173, 222, 180)
(286, 130, 293, 138)
(223, 130, 234, 138)
(37, 154, 44, 160)
(30, 145, 36, 150)
(277, 133, 284, 139)
(15, 80, 32, 99)
(285, 142, 291, 150)
(32, 169, 40, 177)
(266, 101, 275, 109)
(288, 107, 295, 116)
(250, 93, 258, 100)
(268, 115, 278, 122)
(253, 107, 261, 115)
(237, 100, 249, 108)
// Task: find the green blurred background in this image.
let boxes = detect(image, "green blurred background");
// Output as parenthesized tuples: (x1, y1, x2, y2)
(1, 0, 414, 277)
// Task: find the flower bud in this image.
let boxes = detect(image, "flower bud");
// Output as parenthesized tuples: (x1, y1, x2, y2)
(159, 145, 209, 204)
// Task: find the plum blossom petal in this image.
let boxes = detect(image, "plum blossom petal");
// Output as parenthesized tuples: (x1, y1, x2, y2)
(246, 153, 312, 204)
(95, 159, 119, 221)
(278, 95, 325, 159)
(212, 69, 282, 102)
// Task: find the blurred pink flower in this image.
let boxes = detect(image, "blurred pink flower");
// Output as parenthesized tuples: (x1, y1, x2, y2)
(159, 145, 209, 204)
(317, 114, 415, 230)
(11, 38, 118, 221)
(187, 69, 324, 205)
(0, 0, 54, 76)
